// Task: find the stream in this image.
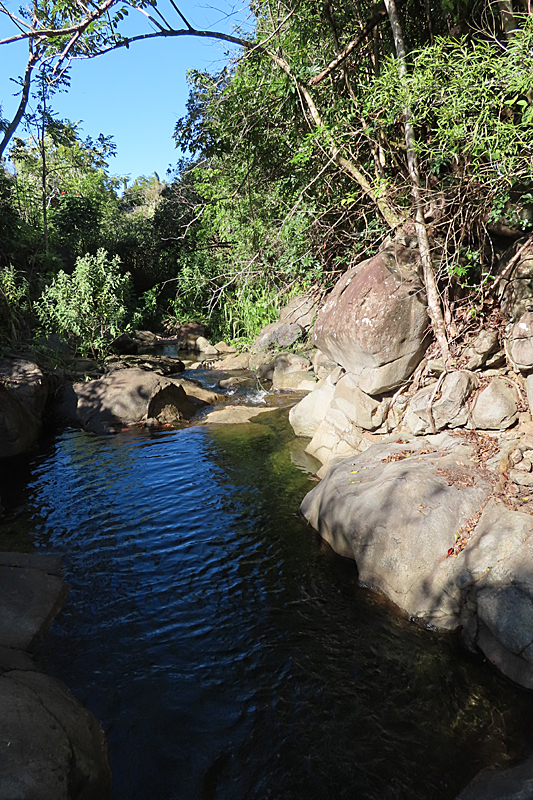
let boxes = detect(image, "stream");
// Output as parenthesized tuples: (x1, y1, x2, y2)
(2, 383, 533, 799)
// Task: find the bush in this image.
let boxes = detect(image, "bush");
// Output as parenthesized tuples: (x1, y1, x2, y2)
(36, 249, 132, 357)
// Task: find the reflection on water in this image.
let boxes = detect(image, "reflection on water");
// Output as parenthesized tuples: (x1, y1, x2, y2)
(2, 410, 533, 800)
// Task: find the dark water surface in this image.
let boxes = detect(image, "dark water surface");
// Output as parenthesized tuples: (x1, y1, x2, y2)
(2, 410, 533, 800)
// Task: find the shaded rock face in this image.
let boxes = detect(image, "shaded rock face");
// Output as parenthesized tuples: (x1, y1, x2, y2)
(312, 244, 429, 395)
(0, 359, 48, 458)
(330, 373, 388, 432)
(288, 380, 336, 438)
(166, 322, 206, 350)
(457, 752, 533, 800)
(500, 240, 533, 322)
(58, 368, 202, 434)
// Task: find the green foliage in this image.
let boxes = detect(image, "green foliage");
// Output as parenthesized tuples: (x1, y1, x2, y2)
(35, 249, 132, 357)
(0, 266, 30, 345)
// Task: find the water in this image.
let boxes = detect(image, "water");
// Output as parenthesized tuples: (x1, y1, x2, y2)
(2, 410, 533, 800)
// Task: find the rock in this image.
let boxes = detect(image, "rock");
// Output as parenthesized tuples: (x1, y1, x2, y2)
(249, 352, 276, 380)
(0, 358, 48, 458)
(279, 293, 320, 332)
(252, 321, 304, 353)
(500, 238, 533, 322)
(165, 322, 206, 350)
(272, 370, 315, 392)
(508, 311, 533, 369)
(463, 329, 500, 370)
(312, 350, 339, 381)
(219, 376, 248, 389)
(111, 333, 138, 355)
(461, 503, 533, 689)
(214, 341, 236, 354)
(133, 330, 160, 346)
(457, 752, 533, 800)
(509, 469, 533, 486)
(58, 368, 201, 433)
(196, 336, 218, 355)
(404, 371, 477, 435)
(201, 406, 273, 424)
(289, 380, 336, 438)
(173, 378, 222, 406)
(304, 407, 370, 470)
(471, 378, 518, 430)
(312, 244, 429, 395)
(273, 353, 311, 376)
(213, 353, 251, 371)
(300, 434, 492, 628)
(105, 354, 185, 375)
(0, 670, 111, 800)
(330, 373, 388, 431)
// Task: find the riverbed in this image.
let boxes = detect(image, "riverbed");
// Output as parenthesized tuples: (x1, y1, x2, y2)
(2, 407, 533, 799)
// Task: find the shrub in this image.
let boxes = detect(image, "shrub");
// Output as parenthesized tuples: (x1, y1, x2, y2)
(36, 249, 132, 357)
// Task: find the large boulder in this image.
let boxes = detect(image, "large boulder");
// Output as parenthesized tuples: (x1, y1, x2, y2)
(300, 434, 492, 628)
(304, 407, 376, 472)
(312, 244, 429, 395)
(289, 379, 337, 438)
(0, 359, 48, 458)
(58, 368, 202, 433)
(330, 373, 388, 431)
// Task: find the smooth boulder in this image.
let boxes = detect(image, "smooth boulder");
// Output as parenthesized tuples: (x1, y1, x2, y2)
(59, 368, 199, 433)
(471, 378, 518, 430)
(312, 244, 429, 395)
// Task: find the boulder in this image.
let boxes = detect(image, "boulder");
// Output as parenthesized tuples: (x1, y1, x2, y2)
(105, 354, 185, 376)
(196, 336, 218, 355)
(213, 353, 251, 371)
(289, 380, 336, 438)
(508, 311, 533, 369)
(252, 321, 304, 353)
(300, 434, 492, 628)
(110, 333, 138, 356)
(58, 368, 201, 433)
(249, 353, 276, 380)
(133, 330, 160, 346)
(272, 370, 315, 392)
(312, 244, 429, 395)
(471, 378, 518, 430)
(166, 322, 206, 350)
(0, 358, 48, 458)
(330, 373, 388, 431)
(457, 751, 533, 800)
(463, 329, 500, 371)
(201, 406, 274, 424)
(499, 238, 533, 322)
(214, 341, 236, 354)
(0, 670, 111, 800)
(279, 293, 320, 332)
(404, 371, 477, 435)
(312, 349, 339, 381)
(304, 407, 373, 471)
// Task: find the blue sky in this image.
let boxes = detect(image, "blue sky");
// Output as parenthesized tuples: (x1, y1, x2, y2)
(0, 1, 252, 181)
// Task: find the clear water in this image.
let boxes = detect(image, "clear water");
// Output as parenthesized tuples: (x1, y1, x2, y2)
(2, 410, 533, 800)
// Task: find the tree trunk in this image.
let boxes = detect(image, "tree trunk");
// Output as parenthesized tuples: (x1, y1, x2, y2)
(383, 0, 451, 367)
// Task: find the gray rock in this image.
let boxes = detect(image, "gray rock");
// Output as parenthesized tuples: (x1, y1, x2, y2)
(289, 380, 336, 438)
(105, 354, 185, 376)
(279, 293, 320, 332)
(300, 435, 491, 628)
(312, 350, 339, 381)
(500, 239, 533, 322)
(304, 406, 373, 471)
(457, 752, 533, 800)
(165, 322, 206, 350)
(196, 336, 218, 355)
(0, 670, 111, 800)
(214, 352, 252, 371)
(312, 244, 429, 395)
(58, 368, 200, 433)
(110, 332, 138, 355)
(330, 373, 388, 431)
(404, 371, 476, 435)
(471, 378, 518, 430)
(508, 311, 533, 369)
(272, 370, 315, 392)
(214, 341, 236, 354)
(252, 321, 304, 353)
(273, 353, 311, 377)
(0, 359, 48, 458)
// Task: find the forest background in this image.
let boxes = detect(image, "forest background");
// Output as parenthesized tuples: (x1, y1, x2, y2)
(1, 0, 533, 359)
